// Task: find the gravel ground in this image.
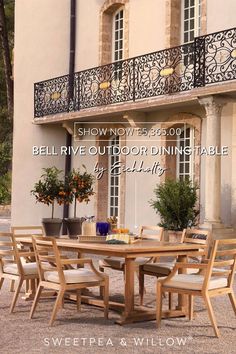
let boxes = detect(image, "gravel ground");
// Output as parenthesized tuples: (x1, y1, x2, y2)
(0, 218, 236, 354)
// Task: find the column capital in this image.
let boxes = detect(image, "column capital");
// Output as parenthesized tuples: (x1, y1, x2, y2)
(198, 95, 227, 117)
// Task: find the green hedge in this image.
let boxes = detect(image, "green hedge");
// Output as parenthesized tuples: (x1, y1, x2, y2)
(0, 172, 11, 205)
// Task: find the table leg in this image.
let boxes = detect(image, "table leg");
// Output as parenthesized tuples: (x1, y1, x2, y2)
(115, 255, 189, 325)
(176, 255, 187, 311)
(124, 258, 135, 314)
(115, 258, 135, 324)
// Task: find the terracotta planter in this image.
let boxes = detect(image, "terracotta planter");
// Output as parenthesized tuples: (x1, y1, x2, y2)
(167, 230, 183, 243)
(42, 218, 62, 237)
(64, 218, 84, 239)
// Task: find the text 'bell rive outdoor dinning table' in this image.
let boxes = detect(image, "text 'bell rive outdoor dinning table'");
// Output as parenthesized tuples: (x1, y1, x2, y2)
(18, 237, 205, 325)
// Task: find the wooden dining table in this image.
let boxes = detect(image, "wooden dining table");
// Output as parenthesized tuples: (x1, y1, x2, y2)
(19, 237, 205, 325)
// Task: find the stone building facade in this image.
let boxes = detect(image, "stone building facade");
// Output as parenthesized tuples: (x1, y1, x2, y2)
(12, 0, 236, 236)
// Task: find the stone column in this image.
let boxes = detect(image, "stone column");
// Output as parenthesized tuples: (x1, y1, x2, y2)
(199, 96, 227, 228)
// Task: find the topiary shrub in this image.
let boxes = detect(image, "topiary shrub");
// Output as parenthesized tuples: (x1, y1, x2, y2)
(31, 167, 63, 219)
(150, 179, 200, 231)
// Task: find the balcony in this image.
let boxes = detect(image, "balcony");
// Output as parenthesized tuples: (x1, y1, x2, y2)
(34, 27, 236, 120)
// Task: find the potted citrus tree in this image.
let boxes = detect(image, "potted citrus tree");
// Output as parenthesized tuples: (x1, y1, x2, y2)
(150, 179, 200, 242)
(31, 167, 64, 236)
(64, 167, 95, 238)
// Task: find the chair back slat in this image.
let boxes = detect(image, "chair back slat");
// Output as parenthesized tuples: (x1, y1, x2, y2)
(211, 270, 231, 276)
(38, 255, 57, 263)
(183, 229, 210, 245)
(0, 241, 14, 246)
(203, 239, 236, 290)
(0, 232, 24, 275)
(182, 229, 211, 262)
(0, 249, 15, 256)
(140, 226, 164, 241)
(35, 245, 52, 252)
(10, 227, 44, 276)
(32, 237, 65, 284)
(216, 249, 236, 257)
(184, 237, 207, 245)
(214, 259, 234, 267)
(11, 226, 44, 236)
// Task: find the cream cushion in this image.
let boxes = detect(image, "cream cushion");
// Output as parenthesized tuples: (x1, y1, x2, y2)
(142, 262, 175, 275)
(44, 269, 101, 284)
(142, 260, 227, 275)
(99, 257, 150, 270)
(4, 262, 38, 275)
(162, 274, 228, 291)
(142, 261, 201, 275)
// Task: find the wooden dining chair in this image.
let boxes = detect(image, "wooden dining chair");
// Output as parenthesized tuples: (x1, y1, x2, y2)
(139, 228, 211, 305)
(156, 238, 236, 337)
(10, 226, 44, 292)
(0, 232, 39, 313)
(30, 236, 109, 326)
(98, 226, 164, 274)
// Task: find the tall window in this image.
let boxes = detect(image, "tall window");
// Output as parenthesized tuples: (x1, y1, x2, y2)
(112, 8, 124, 79)
(182, 0, 201, 44)
(108, 136, 120, 218)
(176, 126, 194, 181)
(113, 8, 124, 62)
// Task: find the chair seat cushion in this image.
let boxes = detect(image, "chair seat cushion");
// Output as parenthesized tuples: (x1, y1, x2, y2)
(162, 274, 228, 291)
(3, 262, 38, 275)
(142, 261, 202, 275)
(44, 269, 101, 284)
(142, 262, 175, 275)
(99, 257, 150, 270)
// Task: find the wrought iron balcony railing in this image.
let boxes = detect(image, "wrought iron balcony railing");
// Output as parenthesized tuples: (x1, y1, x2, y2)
(34, 27, 236, 118)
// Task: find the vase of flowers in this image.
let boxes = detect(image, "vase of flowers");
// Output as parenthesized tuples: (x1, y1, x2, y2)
(64, 167, 95, 238)
(31, 167, 64, 237)
(107, 216, 118, 232)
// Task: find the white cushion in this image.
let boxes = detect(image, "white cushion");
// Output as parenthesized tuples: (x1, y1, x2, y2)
(44, 269, 101, 284)
(162, 274, 228, 291)
(3, 262, 38, 275)
(99, 257, 150, 270)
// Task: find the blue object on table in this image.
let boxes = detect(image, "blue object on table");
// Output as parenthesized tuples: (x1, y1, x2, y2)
(96, 222, 110, 236)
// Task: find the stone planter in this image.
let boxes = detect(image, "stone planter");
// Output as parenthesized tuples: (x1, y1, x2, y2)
(64, 218, 84, 239)
(167, 230, 183, 243)
(42, 218, 62, 237)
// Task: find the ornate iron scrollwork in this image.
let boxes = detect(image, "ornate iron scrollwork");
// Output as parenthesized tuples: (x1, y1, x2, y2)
(194, 36, 206, 88)
(79, 59, 134, 109)
(34, 27, 236, 118)
(204, 27, 236, 84)
(34, 75, 70, 117)
(134, 43, 194, 100)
